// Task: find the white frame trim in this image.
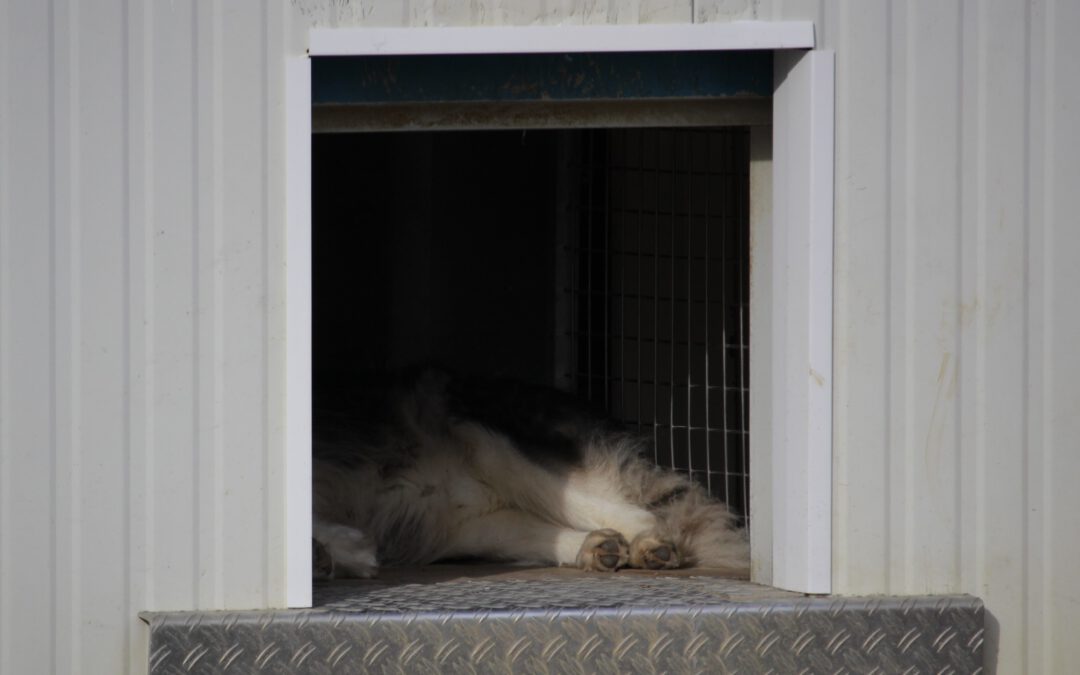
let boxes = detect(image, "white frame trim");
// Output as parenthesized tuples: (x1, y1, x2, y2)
(285, 57, 313, 607)
(284, 22, 833, 603)
(770, 50, 835, 594)
(310, 22, 814, 56)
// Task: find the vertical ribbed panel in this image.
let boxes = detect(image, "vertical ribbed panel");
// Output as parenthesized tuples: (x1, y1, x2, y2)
(291, 0, 697, 26)
(0, 1, 302, 672)
(1044, 10, 1079, 675)
(219, 0, 273, 607)
(807, 0, 1080, 672)
(125, 1, 152, 669)
(75, 0, 126, 670)
(149, 0, 197, 615)
(0, 0, 7, 671)
(2, 4, 59, 674)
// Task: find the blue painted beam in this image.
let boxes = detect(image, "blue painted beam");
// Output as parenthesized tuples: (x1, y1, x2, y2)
(313, 52, 773, 104)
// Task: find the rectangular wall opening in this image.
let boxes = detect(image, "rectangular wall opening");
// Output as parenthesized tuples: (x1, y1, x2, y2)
(285, 23, 832, 608)
(313, 126, 751, 527)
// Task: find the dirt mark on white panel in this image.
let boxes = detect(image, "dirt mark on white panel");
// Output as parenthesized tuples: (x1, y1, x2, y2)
(924, 351, 958, 491)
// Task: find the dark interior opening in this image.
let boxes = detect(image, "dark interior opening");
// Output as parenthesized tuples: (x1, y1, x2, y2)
(313, 128, 749, 520)
(313, 130, 561, 386)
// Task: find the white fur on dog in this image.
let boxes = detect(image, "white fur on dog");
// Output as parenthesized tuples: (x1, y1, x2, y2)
(313, 376, 749, 578)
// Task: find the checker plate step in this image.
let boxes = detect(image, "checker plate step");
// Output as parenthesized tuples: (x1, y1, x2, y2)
(144, 575, 984, 674)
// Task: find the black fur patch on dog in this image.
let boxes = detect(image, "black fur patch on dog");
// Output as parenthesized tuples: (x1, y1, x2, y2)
(446, 374, 615, 468)
(315, 368, 615, 469)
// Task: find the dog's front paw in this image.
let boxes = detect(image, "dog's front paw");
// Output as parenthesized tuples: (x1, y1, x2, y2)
(576, 529, 630, 572)
(629, 532, 682, 570)
(313, 522, 379, 579)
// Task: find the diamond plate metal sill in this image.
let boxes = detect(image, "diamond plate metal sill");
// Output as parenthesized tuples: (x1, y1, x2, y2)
(143, 575, 984, 674)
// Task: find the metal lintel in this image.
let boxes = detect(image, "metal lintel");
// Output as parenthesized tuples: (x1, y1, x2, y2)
(313, 98, 771, 133)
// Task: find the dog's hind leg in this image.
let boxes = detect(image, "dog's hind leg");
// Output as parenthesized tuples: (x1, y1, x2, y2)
(456, 423, 658, 533)
(453, 423, 683, 569)
(555, 486, 683, 570)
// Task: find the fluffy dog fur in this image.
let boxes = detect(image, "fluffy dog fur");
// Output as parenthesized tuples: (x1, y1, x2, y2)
(313, 370, 749, 578)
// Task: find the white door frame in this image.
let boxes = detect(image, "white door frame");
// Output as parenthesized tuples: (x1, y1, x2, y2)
(768, 49, 835, 594)
(284, 56, 313, 608)
(284, 22, 832, 606)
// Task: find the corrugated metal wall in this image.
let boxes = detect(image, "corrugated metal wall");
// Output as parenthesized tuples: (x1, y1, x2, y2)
(0, 1, 304, 673)
(818, 2, 1080, 673)
(762, 2, 1080, 671)
(2, 0, 1078, 673)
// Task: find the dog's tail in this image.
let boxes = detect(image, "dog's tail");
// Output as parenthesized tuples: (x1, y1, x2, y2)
(657, 488, 750, 573)
(586, 436, 752, 574)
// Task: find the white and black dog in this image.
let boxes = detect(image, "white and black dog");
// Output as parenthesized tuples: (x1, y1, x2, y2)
(312, 369, 749, 578)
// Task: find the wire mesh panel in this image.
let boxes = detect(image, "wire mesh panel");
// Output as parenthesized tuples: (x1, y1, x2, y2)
(563, 128, 750, 522)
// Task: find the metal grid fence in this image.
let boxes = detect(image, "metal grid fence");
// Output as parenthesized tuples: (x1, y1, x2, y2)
(564, 128, 750, 521)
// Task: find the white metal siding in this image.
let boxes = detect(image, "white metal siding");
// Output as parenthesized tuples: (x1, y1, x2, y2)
(0, 1, 304, 673)
(818, 2, 1080, 673)
(2, 1, 1078, 673)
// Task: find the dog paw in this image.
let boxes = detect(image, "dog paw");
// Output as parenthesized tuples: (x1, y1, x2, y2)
(629, 532, 682, 570)
(313, 522, 379, 579)
(576, 529, 630, 572)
